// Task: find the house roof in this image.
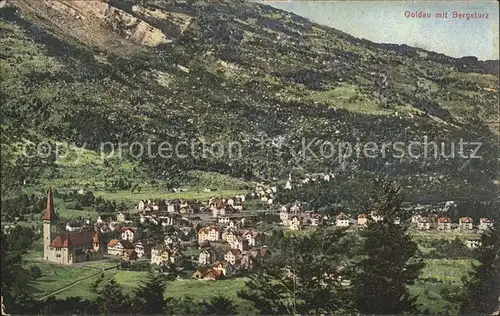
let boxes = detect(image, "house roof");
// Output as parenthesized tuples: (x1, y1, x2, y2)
(480, 218, 494, 223)
(358, 214, 368, 219)
(107, 239, 120, 247)
(336, 213, 348, 220)
(43, 188, 58, 221)
(50, 230, 94, 248)
(460, 217, 473, 223)
(438, 217, 452, 223)
(120, 227, 137, 233)
(118, 240, 135, 249)
(419, 217, 431, 223)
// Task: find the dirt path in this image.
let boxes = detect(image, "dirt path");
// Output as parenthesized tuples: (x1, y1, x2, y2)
(36, 265, 118, 301)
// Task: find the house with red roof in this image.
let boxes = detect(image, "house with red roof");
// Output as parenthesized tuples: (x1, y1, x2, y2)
(459, 217, 474, 230)
(438, 217, 452, 230)
(107, 239, 134, 256)
(43, 188, 103, 264)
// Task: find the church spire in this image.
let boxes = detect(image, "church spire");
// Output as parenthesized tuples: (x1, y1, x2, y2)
(42, 187, 58, 221)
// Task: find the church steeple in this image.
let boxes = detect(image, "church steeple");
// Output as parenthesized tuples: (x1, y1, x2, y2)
(43, 187, 58, 221)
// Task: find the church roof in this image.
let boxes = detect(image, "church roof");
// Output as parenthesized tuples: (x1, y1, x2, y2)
(49, 231, 94, 248)
(42, 188, 58, 221)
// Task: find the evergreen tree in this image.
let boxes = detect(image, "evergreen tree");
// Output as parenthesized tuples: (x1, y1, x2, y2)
(96, 279, 131, 315)
(202, 295, 237, 315)
(132, 271, 167, 314)
(239, 228, 353, 314)
(350, 179, 425, 314)
(460, 222, 500, 314)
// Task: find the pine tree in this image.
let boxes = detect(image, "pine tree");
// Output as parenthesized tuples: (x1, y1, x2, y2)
(351, 179, 425, 314)
(132, 271, 167, 314)
(202, 295, 237, 315)
(96, 279, 131, 315)
(239, 228, 353, 314)
(460, 222, 500, 314)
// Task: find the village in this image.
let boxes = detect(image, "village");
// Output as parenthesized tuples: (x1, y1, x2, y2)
(35, 172, 495, 283)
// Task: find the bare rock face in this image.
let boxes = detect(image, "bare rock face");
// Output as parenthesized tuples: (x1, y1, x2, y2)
(11, 0, 185, 47)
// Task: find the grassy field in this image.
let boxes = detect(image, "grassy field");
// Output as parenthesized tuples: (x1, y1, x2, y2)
(44, 267, 256, 314)
(26, 261, 98, 299)
(27, 255, 475, 315)
(93, 189, 248, 204)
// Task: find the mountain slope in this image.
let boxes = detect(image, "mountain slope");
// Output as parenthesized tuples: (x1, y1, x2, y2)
(1, 0, 498, 202)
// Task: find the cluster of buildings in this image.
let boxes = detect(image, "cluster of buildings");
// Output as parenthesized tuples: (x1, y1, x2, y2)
(42, 187, 270, 280)
(413, 215, 494, 232)
(41, 182, 495, 274)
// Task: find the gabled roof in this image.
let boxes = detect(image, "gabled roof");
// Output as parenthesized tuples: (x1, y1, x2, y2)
(336, 213, 349, 220)
(438, 217, 452, 223)
(480, 218, 494, 223)
(460, 217, 473, 223)
(419, 217, 432, 223)
(50, 231, 94, 248)
(43, 188, 58, 221)
(108, 239, 133, 249)
(120, 227, 137, 233)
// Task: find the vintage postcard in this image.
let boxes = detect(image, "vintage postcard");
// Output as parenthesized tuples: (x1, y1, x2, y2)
(0, 0, 498, 315)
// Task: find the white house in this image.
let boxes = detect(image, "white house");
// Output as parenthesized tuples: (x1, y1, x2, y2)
(357, 214, 368, 227)
(198, 249, 217, 266)
(289, 216, 302, 231)
(280, 210, 290, 226)
(138, 200, 146, 210)
(336, 213, 350, 227)
(370, 211, 384, 222)
(121, 227, 138, 242)
(465, 238, 482, 249)
(107, 239, 134, 256)
(411, 214, 422, 224)
(224, 249, 242, 266)
(459, 217, 474, 230)
(134, 241, 153, 258)
(198, 226, 220, 243)
(438, 217, 452, 230)
(417, 217, 431, 230)
(479, 218, 494, 231)
(230, 237, 250, 252)
(218, 216, 231, 225)
(117, 212, 127, 222)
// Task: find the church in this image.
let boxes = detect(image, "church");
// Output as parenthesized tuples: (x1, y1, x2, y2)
(43, 188, 103, 264)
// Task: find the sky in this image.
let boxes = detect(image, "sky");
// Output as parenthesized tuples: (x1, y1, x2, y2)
(259, 1, 499, 60)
